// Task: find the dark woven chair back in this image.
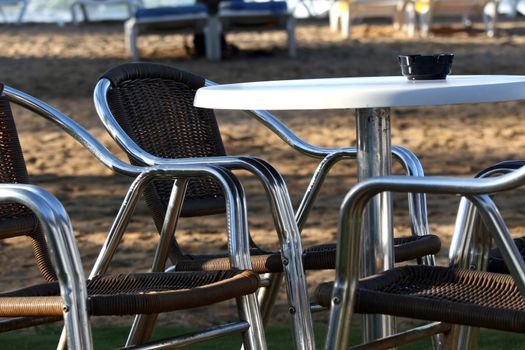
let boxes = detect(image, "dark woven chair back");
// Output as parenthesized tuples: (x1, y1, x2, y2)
(0, 84, 56, 282)
(101, 63, 227, 231)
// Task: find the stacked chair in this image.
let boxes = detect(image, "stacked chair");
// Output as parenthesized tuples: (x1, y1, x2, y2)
(0, 83, 270, 348)
(93, 62, 443, 348)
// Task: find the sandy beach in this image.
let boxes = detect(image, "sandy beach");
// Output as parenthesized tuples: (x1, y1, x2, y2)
(2, 17, 525, 327)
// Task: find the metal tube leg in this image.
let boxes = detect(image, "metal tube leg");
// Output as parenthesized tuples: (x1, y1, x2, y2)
(16, 0, 27, 25)
(238, 157, 314, 350)
(257, 272, 284, 325)
(205, 16, 221, 61)
(126, 179, 189, 346)
(80, 3, 89, 22)
(125, 19, 139, 61)
(286, 16, 297, 58)
(447, 197, 492, 349)
(356, 108, 395, 342)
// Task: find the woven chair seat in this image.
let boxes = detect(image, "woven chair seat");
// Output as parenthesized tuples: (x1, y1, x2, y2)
(0, 270, 259, 318)
(316, 265, 525, 333)
(173, 235, 442, 273)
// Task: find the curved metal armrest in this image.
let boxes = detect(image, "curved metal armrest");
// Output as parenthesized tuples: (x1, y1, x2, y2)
(97, 78, 431, 241)
(95, 79, 314, 343)
(475, 160, 525, 178)
(326, 172, 525, 350)
(206, 81, 431, 239)
(451, 160, 525, 265)
(4, 85, 142, 177)
(0, 184, 91, 350)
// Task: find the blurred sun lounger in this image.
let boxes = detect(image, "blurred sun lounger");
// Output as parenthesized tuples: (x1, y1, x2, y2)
(329, 0, 410, 39)
(0, 0, 27, 25)
(408, 0, 499, 37)
(70, 0, 143, 24)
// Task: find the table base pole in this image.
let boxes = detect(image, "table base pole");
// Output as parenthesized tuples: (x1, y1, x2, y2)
(356, 107, 396, 342)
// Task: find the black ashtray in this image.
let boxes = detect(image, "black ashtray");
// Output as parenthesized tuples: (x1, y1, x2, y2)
(398, 54, 454, 80)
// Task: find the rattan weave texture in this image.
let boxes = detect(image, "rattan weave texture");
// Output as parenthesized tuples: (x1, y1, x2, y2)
(316, 265, 525, 332)
(106, 70, 227, 219)
(173, 235, 442, 272)
(0, 91, 56, 282)
(100, 62, 444, 274)
(1, 270, 259, 317)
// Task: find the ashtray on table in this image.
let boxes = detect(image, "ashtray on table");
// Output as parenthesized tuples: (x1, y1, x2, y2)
(398, 54, 454, 80)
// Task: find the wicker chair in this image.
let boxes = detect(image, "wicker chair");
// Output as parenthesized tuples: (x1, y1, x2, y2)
(0, 83, 266, 349)
(93, 62, 443, 347)
(317, 161, 525, 349)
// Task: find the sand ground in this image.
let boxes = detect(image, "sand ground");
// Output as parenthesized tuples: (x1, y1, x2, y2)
(2, 17, 525, 328)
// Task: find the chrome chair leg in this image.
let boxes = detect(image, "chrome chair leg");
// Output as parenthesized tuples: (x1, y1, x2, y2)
(126, 179, 188, 346)
(257, 272, 284, 325)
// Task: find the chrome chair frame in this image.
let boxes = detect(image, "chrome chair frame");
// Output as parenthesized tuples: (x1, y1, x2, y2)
(94, 76, 435, 349)
(448, 160, 525, 348)
(3, 86, 268, 349)
(326, 170, 525, 350)
(0, 184, 92, 349)
(237, 90, 440, 348)
(94, 78, 315, 350)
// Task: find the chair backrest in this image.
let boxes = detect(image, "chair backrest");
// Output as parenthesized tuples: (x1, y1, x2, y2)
(0, 84, 56, 282)
(100, 63, 227, 235)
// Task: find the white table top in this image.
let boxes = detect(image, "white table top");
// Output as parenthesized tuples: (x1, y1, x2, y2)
(194, 75, 525, 110)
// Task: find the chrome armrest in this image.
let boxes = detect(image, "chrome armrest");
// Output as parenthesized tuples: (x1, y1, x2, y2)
(4, 85, 141, 177)
(206, 81, 431, 239)
(0, 184, 91, 350)
(95, 78, 313, 340)
(96, 78, 431, 239)
(3, 84, 265, 275)
(451, 160, 525, 267)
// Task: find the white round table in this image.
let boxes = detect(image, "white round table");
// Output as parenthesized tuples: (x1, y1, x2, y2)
(194, 75, 525, 342)
(194, 75, 525, 110)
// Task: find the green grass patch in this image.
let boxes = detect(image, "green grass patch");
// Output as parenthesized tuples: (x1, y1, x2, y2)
(1, 324, 525, 349)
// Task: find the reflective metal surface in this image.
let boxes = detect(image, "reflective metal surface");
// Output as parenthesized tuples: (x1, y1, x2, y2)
(326, 169, 525, 350)
(4, 85, 268, 349)
(95, 79, 315, 350)
(356, 108, 395, 342)
(128, 322, 250, 350)
(450, 166, 517, 350)
(126, 179, 188, 346)
(0, 184, 92, 350)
